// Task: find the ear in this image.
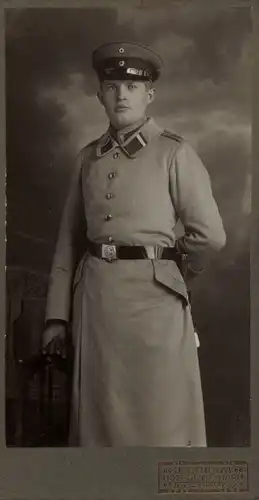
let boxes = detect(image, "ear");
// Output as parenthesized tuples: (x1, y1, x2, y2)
(97, 90, 104, 106)
(147, 87, 156, 104)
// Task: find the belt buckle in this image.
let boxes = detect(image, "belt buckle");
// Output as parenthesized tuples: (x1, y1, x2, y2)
(101, 244, 117, 261)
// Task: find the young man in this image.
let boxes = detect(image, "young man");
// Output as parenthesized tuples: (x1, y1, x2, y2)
(43, 41, 226, 447)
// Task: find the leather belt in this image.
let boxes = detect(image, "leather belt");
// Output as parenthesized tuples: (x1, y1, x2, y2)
(86, 238, 182, 263)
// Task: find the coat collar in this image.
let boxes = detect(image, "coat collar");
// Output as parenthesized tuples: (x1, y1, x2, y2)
(96, 117, 163, 159)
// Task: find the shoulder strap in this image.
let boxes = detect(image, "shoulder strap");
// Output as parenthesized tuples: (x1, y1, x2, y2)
(161, 129, 183, 143)
(79, 138, 99, 165)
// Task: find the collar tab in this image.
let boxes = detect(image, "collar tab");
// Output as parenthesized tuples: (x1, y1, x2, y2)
(96, 133, 117, 157)
(121, 132, 148, 158)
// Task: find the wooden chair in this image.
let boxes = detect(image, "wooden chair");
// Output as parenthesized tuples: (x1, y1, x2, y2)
(15, 351, 73, 446)
(6, 267, 73, 447)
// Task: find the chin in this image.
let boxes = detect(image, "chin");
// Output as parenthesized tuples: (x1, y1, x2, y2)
(113, 114, 135, 129)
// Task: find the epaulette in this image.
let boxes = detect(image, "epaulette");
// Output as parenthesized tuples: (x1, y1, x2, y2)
(78, 138, 99, 167)
(161, 130, 183, 143)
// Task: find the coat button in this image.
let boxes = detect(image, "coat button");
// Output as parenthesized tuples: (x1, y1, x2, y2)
(105, 214, 112, 221)
(108, 172, 116, 179)
(113, 152, 120, 159)
(106, 193, 114, 200)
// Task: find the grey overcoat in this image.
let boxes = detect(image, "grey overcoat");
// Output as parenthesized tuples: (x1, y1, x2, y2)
(45, 117, 226, 446)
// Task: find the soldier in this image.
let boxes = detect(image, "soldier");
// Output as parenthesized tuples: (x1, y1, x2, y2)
(43, 41, 226, 447)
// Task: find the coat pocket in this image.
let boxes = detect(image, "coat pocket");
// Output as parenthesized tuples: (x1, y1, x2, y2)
(151, 259, 189, 305)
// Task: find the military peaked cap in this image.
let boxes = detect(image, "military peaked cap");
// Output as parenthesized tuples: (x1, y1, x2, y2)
(92, 41, 163, 82)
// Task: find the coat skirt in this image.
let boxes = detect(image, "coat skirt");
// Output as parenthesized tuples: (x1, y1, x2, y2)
(69, 256, 206, 447)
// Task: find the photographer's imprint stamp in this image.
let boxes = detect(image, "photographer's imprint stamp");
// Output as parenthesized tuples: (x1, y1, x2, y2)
(158, 460, 249, 494)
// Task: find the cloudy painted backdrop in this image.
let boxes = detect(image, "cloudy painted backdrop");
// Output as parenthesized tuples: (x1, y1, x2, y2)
(6, 4, 252, 446)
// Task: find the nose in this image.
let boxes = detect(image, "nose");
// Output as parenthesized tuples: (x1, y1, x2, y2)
(116, 83, 127, 100)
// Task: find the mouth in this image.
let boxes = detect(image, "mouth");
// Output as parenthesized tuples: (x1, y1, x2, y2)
(115, 105, 130, 112)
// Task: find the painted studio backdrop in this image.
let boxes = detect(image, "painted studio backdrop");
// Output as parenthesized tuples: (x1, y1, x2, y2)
(5, 5, 251, 447)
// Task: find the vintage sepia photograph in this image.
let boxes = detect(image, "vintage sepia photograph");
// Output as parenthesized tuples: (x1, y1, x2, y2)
(5, 2, 251, 453)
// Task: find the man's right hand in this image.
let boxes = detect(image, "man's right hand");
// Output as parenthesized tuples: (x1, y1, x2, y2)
(42, 322, 67, 357)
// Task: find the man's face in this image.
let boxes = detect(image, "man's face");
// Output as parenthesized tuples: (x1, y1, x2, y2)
(98, 80, 155, 129)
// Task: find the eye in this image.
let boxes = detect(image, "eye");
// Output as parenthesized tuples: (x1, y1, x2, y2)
(106, 83, 116, 91)
(128, 82, 137, 90)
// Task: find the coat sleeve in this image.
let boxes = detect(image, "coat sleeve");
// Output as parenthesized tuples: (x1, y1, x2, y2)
(169, 140, 226, 275)
(45, 152, 87, 323)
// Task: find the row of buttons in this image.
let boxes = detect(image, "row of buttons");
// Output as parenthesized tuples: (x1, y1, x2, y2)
(105, 124, 120, 248)
(106, 153, 119, 239)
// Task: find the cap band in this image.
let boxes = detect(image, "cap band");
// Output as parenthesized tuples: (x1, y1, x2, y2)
(98, 67, 153, 81)
(95, 56, 158, 81)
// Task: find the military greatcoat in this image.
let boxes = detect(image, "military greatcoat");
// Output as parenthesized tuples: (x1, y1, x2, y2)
(45, 117, 226, 447)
